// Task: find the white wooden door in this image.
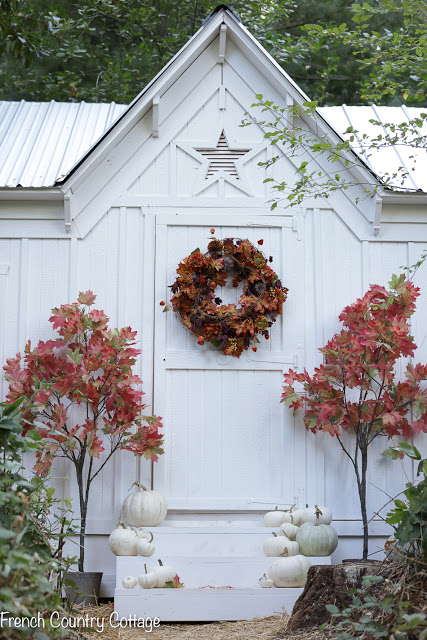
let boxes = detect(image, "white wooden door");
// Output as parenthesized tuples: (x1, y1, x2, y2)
(153, 213, 306, 512)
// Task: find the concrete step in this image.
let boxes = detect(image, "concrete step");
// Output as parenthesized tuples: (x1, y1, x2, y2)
(113, 586, 303, 621)
(116, 555, 332, 589)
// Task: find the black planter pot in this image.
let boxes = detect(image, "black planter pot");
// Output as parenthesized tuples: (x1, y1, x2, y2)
(342, 559, 381, 564)
(64, 571, 103, 607)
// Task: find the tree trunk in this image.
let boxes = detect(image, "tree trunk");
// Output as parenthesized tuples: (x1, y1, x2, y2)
(359, 445, 369, 560)
(287, 562, 382, 633)
(76, 464, 86, 572)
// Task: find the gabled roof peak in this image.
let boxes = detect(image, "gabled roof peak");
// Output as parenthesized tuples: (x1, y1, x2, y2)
(202, 4, 241, 25)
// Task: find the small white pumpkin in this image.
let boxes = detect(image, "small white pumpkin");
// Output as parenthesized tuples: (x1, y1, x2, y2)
(269, 556, 311, 588)
(384, 535, 413, 560)
(300, 505, 332, 525)
(259, 573, 274, 588)
(122, 482, 168, 527)
(136, 531, 156, 557)
(138, 564, 157, 589)
(281, 505, 304, 526)
(263, 532, 299, 557)
(296, 508, 338, 556)
(279, 522, 299, 540)
(151, 559, 176, 587)
(108, 522, 139, 556)
(264, 507, 287, 528)
(122, 576, 137, 589)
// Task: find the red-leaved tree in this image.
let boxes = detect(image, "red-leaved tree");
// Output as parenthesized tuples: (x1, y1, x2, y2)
(281, 274, 427, 559)
(3, 291, 164, 571)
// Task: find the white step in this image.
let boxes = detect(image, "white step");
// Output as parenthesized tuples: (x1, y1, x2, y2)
(116, 555, 331, 589)
(140, 524, 306, 557)
(113, 587, 303, 621)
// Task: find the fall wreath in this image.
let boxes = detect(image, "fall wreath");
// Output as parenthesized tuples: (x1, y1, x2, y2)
(167, 232, 288, 357)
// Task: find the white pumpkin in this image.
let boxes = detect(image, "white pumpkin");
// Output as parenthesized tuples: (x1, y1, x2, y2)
(281, 505, 304, 526)
(122, 576, 137, 589)
(151, 559, 176, 587)
(300, 505, 332, 525)
(136, 531, 156, 557)
(122, 482, 167, 527)
(264, 507, 287, 528)
(296, 520, 338, 556)
(279, 522, 299, 540)
(109, 523, 140, 556)
(138, 564, 157, 589)
(384, 535, 413, 560)
(263, 532, 299, 557)
(269, 556, 311, 588)
(259, 573, 274, 588)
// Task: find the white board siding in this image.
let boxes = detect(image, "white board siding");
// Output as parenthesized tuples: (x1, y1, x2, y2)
(1, 208, 427, 575)
(1, 211, 426, 527)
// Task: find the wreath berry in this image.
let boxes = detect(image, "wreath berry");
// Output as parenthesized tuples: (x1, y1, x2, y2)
(168, 233, 288, 357)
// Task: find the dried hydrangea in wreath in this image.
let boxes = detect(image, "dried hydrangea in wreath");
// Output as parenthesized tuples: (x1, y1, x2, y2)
(168, 232, 288, 357)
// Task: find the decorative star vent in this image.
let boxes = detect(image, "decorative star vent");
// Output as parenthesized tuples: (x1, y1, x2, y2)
(196, 131, 250, 179)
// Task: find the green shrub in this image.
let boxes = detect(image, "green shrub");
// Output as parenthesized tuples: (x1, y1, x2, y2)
(0, 400, 76, 639)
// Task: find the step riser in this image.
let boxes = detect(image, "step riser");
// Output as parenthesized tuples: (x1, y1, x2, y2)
(114, 588, 303, 621)
(138, 528, 305, 557)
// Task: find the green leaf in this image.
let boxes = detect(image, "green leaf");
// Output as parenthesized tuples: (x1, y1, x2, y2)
(67, 348, 83, 364)
(0, 420, 22, 433)
(325, 604, 340, 615)
(284, 393, 299, 405)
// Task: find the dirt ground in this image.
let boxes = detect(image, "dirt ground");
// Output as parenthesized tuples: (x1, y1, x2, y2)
(75, 604, 326, 640)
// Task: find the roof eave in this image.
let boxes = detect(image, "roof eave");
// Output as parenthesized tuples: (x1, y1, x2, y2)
(0, 187, 63, 200)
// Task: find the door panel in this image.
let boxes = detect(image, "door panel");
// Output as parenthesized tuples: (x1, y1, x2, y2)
(154, 214, 305, 511)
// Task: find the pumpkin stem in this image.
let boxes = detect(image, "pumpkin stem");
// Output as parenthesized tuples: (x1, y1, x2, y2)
(144, 564, 148, 575)
(118, 521, 127, 529)
(272, 532, 278, 537)
(148, 531, 154, 544)
(158, 559, 163, 566)
(131, 481, 148, 491)
(289, 503, 296, 513)
(274, 506, 278, 510)
(314, 504, 323, 525)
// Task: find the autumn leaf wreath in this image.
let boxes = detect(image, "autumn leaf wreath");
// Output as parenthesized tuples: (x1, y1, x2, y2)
(162, 231, 288, 357)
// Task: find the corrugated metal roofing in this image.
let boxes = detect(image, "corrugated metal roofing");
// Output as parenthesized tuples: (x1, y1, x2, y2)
(0, 100, 425, 192)
(0, 100, 126, 188)
(318, 105, 427, 193)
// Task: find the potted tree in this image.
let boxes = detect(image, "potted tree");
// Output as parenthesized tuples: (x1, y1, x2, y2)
(281, 274, 427, 559)
(3, 291, 164, 601)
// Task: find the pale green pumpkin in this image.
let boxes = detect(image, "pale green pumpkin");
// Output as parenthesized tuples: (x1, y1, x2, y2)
(296, 521, 338, 556)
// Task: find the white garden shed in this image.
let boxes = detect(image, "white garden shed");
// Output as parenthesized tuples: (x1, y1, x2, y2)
(0, 4, 426, 613)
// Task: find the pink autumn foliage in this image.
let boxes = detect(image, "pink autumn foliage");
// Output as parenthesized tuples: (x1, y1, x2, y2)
(281, 274, 427, 439)
(3, 291, 164, 477)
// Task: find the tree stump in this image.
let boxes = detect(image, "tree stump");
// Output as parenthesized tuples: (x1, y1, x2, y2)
(286, 562, 381, 633)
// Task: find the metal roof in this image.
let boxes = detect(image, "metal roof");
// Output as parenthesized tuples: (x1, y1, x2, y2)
(318, 105, 427, 193)
(0, 100, 425, 192)
(0, 100, 126, 188)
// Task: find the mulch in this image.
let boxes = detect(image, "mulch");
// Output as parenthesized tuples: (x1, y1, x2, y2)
(72, 605, 289, 639)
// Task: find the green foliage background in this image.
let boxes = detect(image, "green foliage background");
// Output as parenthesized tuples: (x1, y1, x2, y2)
(0, 0, 426, 106)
